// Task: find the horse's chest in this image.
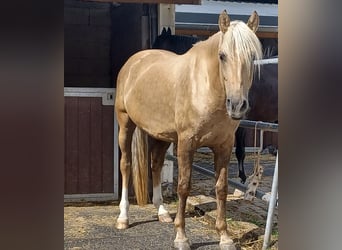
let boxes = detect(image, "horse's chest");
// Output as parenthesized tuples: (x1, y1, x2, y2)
(194, 117, 238, 146)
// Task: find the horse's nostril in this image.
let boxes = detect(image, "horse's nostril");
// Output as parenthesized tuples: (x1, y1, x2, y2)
(241, 100, 247, 110)
(227, 98, 231, 104)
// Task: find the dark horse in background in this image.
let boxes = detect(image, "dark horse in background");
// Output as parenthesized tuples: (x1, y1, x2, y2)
(153, 28, 278, 183)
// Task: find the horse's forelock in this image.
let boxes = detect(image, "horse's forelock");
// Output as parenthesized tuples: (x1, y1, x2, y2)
(221, 21, 263, 79)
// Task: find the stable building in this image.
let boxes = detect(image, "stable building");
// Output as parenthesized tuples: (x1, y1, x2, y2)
(64, 0, 278, 202)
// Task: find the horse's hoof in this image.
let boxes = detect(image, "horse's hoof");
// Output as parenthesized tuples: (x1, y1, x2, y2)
(115, 218, 129, 229)
(174, 239, 190, 250)
(219, 242, 236, 250)
(239, 173, 246, 184)
(239, 177, 246, 184)
(158, 213, 173, 223)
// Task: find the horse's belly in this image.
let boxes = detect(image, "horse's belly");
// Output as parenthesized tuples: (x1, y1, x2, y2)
(139, 116, 177, 142)
(125, 98, 177, 142)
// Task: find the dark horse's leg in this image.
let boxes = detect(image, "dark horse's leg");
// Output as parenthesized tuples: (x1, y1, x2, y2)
(235, 127, 247, 183)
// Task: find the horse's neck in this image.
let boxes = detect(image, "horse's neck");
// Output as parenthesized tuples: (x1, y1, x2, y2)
(190, 32, 220, 56)
(183, 33, 226, 103)
(190, 32, 221, 81)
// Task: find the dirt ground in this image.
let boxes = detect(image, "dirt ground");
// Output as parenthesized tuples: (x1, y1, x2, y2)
(65, 151, 278, 250)
(178, 150, 278, 249)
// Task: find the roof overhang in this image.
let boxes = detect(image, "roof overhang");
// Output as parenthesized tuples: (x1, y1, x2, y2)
(175, 0, 278, 38)
(82, 0, 201, 4)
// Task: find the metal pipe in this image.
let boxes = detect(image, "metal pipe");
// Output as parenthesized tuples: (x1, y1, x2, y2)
(262, 153, 278, 250)
(175, 23, 278, 33)
(259, 129, 264, 153)
(165, 154, 269, 201)
(239, 120, 278, 132)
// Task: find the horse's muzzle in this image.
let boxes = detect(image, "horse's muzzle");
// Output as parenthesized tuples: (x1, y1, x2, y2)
(226, 98, 249, 120)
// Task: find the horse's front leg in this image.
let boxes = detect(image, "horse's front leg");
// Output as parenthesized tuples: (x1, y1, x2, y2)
(174, 139, 194, 250)
(213, 141, 236, 250)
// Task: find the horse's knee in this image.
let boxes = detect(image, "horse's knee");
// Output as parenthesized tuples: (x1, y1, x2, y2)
(177, 181, 190, 197)
(216, 184, 228, 200)
(119, 162, 131, 174)
(216, 218, 227, 232)
(174, 215, 183, 228)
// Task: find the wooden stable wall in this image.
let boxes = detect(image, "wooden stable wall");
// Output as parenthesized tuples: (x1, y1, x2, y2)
(111, 3, 158, 87)
(64, 0, 112, 87)
(64, 90, 117, 197)
(64, 1, 160, 201)
(64, 1, 159, 88)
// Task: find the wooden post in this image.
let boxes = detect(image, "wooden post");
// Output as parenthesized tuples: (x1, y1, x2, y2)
(157, 3, 175, 196)
(158, 3, 175, 34)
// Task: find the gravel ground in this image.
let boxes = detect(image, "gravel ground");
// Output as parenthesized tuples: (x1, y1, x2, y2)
(64, 152, 278, 250)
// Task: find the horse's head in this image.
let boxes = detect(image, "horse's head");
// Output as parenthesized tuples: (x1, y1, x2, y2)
(218, 10, 263, 120)
(152, 27, 172, 50)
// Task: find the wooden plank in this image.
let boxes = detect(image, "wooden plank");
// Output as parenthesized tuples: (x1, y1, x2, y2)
(78, 98, 91, 193)
(175, 28, 216, 37)
(90, 98, 103, 192)
(83, 0, 201, 4)
(102, 105, 114, 193)
(64, 97, 79, 194)
(175, 29, 277, 39)
(256, 31, 278, 39)
(64, 193, 116, 202)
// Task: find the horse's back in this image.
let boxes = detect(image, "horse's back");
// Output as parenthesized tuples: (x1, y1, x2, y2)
(117, 49, 176, 82)
(116, 49, 178, 102)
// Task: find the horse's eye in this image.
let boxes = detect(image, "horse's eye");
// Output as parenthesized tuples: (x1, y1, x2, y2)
(219, 52, 226, 61)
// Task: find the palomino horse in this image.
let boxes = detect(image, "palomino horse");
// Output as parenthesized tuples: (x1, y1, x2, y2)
(115, 10, 262, 250)
(153, 28, 278, 183)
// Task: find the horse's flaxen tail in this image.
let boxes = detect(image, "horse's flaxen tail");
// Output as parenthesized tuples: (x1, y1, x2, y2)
(131, 127, 149, 205)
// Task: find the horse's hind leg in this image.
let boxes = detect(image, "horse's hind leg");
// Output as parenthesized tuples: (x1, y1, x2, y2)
(116, 111, 136, 230)
(150, 138, 173, 223)
(213, 141, 236, 250)
(235, 127, 247, 183)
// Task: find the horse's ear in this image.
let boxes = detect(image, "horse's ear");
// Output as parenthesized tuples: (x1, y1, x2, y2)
(161, 27, 167, 35)
(218, 10, 230, 33)
(247, 11, 259, 33)
(167, 27, 172, 35)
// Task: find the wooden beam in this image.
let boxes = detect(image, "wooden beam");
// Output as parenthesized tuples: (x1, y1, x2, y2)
(175, 29, 278, 39)
(82, 0, 201, 4)
(256, 31, 278, 39)
(175, 28, 215, 37)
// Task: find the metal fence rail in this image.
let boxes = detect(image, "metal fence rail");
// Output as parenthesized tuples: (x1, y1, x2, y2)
(239, 120, 278, 132)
